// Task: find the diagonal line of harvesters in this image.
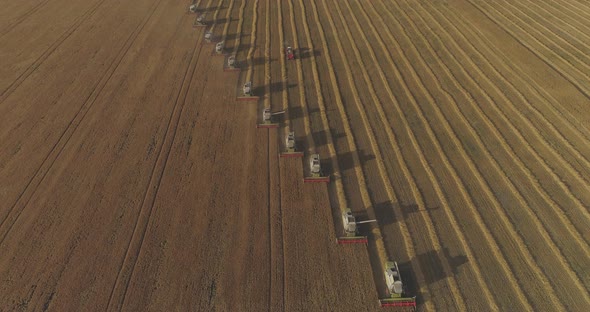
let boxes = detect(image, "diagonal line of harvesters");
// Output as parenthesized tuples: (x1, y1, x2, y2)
(188, 3, 416, 309)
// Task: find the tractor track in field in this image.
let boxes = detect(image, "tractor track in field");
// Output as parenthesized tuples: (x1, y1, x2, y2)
(0, 0, 163, 246)
(335, 0, 501, 310)
(467, 1, 590, 100)
(390, 1, 585, 309)
(0, 0, 109, 103)
(0, 0, 54, 38)
(390, 2, 567, 310)
(371, 1, 538, 309)
(105, 19, 205, 311)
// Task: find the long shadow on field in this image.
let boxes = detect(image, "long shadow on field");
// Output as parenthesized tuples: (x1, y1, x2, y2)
(223, 33, 250, 42)
(336, 149, 376, 172)
(407, 247, 468, 307)
(400, 203, 440, 219)
(252, 81, 297, 96)
(310, 129, 346, 150)
(296, 47, 321, 59)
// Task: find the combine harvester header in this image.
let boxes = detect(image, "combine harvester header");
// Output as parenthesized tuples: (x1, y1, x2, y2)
(379, 261, 416, 309)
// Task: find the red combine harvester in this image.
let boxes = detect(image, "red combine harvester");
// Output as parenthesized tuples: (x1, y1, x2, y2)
(286, 46, 295, 60)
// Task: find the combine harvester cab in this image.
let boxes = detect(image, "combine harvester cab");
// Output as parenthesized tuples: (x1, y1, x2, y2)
(193, 14, 207, 27)
(257, 108, 279, 128)
(213, 41, 225, 56)
(337, 209, 375, 244)
(304, 154, 329, 183)
(237, 81, 259, 101)
(379, 261, 417, 309)
(280, 132, 303, 158)
(224, 55, 239, 72)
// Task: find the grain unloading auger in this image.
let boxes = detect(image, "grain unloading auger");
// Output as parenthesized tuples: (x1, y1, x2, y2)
(337, 209, 375, 244)
(280, 131, 303, 158)
(237, 81, 259, 101)
(304, 154, 329, 183)
(257, 108, 282, 128)
(379, 261, 416, 309)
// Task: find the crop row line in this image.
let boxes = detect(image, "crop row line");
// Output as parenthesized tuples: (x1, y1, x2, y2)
(409, 1, 590, 306)
(428, 0, 588, 254)
(467, 1, 590, 100)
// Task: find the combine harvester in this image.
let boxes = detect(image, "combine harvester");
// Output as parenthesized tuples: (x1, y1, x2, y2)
(280, 132, 303, 158)
(224, 55, 240, 72)
(237, 81, 259, 102)
(304, 154, 329, 183)
(286, 46, 295, 60)
(204, 30, 214, 43)
(337, 209, 375, 244)
(188, 4, 198, 13)
(212, 41, 225, 56)
(379, 261, 417, 309)
(193, 14, 207, 27)
(257, 108, 282, 129)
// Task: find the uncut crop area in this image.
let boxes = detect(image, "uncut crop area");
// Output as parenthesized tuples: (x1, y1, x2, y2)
(1, 0, 589, 311)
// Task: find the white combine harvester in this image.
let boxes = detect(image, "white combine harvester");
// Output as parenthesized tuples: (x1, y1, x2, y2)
(188, 4, 198, 13)
(337, 209, 375, 244)
(280, 131, 303, 158)
(379, 261, 416, 309)
(193, 13, 207, 27)
(257, 108, 283, 129)
(243, 81, 252, 96)
(215, 41, 225, 54)
(204, 30, 213, 42)
(304, 154, 329, 183)
(224, 54, 239, 72)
